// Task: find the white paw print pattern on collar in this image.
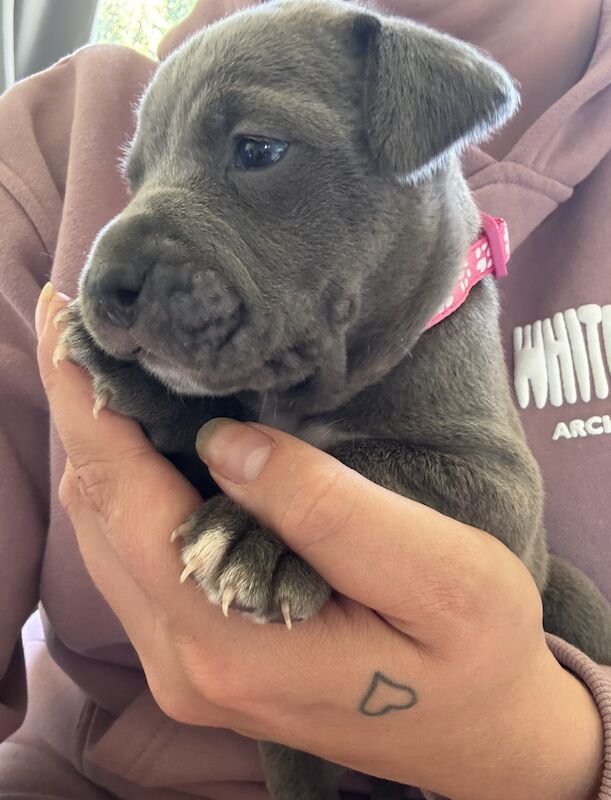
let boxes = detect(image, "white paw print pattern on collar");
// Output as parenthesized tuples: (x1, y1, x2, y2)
(425, 215, 510, 331)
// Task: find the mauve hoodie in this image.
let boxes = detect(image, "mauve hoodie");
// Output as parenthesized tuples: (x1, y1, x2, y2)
(0, 1, 610, 798)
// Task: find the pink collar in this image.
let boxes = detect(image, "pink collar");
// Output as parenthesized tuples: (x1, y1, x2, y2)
(425, 213, 510, 331)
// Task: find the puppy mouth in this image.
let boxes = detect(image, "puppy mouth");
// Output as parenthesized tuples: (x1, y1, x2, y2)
(137, 344, 320, 397)
(82, 300, 326, 398)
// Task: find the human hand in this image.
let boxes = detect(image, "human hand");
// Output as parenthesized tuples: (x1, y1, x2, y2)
(36, 286, 602, 800)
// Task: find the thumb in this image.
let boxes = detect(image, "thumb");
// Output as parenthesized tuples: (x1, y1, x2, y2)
(196, 419, 499, 626)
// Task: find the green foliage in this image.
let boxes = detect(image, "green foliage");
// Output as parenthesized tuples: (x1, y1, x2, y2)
(92, 0, 195, 59)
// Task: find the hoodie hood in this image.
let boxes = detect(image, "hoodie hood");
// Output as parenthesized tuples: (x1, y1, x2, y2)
(466, 0, 611, 247)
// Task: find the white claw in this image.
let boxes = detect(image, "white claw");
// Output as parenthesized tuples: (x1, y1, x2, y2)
(221, 586, 236, 618)
(170, 523, 190, 543)
(92, 388, 111, 419)
(280, 600, 293, 630)
(53, 308, 71, 329)
(179, 562, 197, 584)
(53, 341, 69, 369)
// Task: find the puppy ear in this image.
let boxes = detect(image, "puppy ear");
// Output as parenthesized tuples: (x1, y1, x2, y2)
(353, 13, 520, 182)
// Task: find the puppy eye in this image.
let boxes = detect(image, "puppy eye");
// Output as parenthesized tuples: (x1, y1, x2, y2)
(234, 138, 289, 170)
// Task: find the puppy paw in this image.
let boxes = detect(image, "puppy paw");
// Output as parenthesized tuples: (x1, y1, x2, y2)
(52, 300, 157, 424)
(52, 301, 88, 367)
(52, 303, 115, 415)
(173, 495, 331, 626)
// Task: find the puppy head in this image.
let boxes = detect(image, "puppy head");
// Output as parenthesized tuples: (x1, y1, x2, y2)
(79, 0, 518, 399)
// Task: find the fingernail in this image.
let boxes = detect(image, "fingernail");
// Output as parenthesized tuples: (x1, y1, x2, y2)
(196, 419, 274, 484)
(35, 282, 55, 338)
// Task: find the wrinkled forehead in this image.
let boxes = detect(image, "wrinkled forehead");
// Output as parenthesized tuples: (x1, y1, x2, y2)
(164, 2, 359, 95)
(137, 3, 362, 147)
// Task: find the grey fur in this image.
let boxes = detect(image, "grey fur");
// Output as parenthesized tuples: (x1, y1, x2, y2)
(59, 1, 611, 797)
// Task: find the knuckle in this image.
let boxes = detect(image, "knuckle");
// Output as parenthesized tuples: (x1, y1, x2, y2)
(278, 462, 358, 544)
(193, 666, 251, 713)
(436, 581, 488, 628)
(58, 469, 80, 517)
(72, 461, 114, 517)
(37, 350, 60, 397)
(419, 543, 500, 627)
(60, 450, 152, 522)
(197, 672, 247, 711)
(173, 644, 254, 713)
(148, 676, 200, 726)
(419, 536, 538, 654)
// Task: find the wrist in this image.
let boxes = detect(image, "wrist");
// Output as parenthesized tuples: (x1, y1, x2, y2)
(424, 644, 603, 800)
(525, 653, 604, 800)
(466, 647, 603, 800)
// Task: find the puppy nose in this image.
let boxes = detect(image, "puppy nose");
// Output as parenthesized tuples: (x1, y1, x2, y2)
(89, 265, 145, 329)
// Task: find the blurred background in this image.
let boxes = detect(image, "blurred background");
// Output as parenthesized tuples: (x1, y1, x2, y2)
(1, 0, 195, 93)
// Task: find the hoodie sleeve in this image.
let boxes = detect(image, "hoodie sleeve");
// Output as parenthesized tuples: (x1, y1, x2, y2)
(0, 38, 154, 742)
(0, 58, 76, 740)
(0, 186, 53, 740)
(0, 61, 68, 734)
(545, 636, 611, 800)
(422, 635, 611, 800)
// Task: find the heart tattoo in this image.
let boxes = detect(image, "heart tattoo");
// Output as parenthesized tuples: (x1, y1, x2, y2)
(358, 671, 418, 717)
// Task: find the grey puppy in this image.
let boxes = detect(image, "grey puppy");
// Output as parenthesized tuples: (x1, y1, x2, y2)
(57, 1, 611, 798)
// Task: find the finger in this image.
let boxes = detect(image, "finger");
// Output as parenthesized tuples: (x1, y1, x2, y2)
(196, 420, 502, 625)
(37, 292, 156, 470)
(36, 292, 205, 612)
(59, 459, 157, 642)
(59, 460, 228, 726)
